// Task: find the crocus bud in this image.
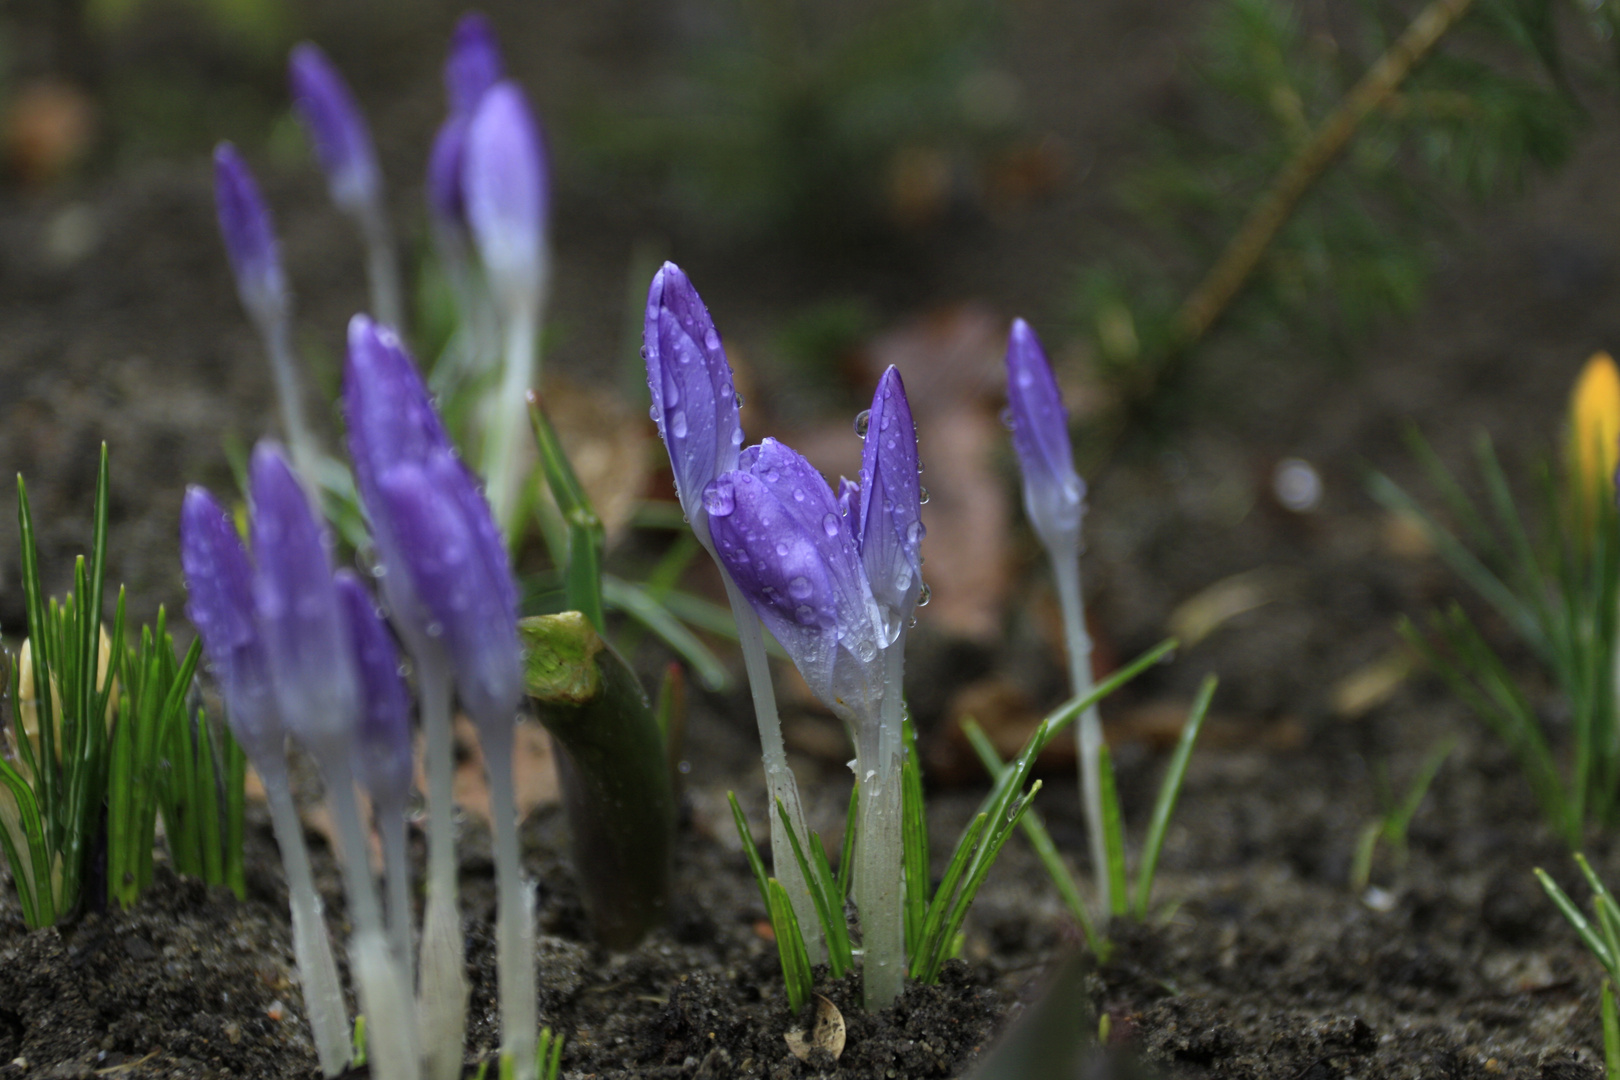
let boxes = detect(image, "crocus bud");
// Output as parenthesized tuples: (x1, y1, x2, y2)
(705, 439, 884, 723)
(857, 366, 924, 643)
(180, 486, 282, 765)
(335, 570, 413, 805)
(213, 143, 287, 331)
(1571, 351, 1620, 501)
(427, 116, 471, 230)
(289, 43, 381, 215)
(644, 263, 743, 542)
(250, 442, 358, 754)
(1005, 319, 1084, 554)
(463, 81, 548, 308)
(445, 12, 504, 118)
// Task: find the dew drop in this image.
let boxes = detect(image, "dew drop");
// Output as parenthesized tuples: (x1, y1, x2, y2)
(794, 604, 816, 625)
(854, 409, 871, 438)
(854, 639, 877, 663)
(906, 521, 924, 545)
(734, 392, 745, 408)
(999, 406, 1015, 430)
(917, 582, 932, 607)
(880, 412, 892, 431)
(649, 404, 661, 423)
(822, 513, 841, 538)
(704, 329, 721, 352)
(703, 483, 736, 518)
(788, 576, 813, 600)
(907, 615, 918, 629)
(776, 542, 789, 557)
(918, 486, 930, 505)
(670, 410, 688, 438)
(425, 621, 444, 638)
(894, 567, 913, 593)
(792, 488, 806, 502)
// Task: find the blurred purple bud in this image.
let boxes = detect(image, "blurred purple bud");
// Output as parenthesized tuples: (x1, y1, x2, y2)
(289, 42, 380, 213)
(1005, 319, 1084, 552)
(705, 439, 883, 721)
(463, 81, 548, 304)
(445, 12, 504, 118)
(373, 458, 522, 726)
(335, 570, 414, 806)
(426, 115, 470, 230)
(213, 143, 286, 328)
(343, 315, 452, 505)
(643, 263, 743, 541)
(180, 485, 281, 764)
(858, 367, 924, 641)
(249, 441, 358, 754)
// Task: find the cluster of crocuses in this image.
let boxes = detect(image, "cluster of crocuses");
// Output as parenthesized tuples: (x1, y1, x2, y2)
(202, 16, 547, 1080)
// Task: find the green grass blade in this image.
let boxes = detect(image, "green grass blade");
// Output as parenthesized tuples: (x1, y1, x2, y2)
(901, 715, 929, 959)
(727, 791, 771, 911)
(773, 797, 850, 978)
(1134, 674, 1216, 917)
(602, 576, 732, 692)
(529, 398, 607, 632)
(1097, 747, 1127, 918)
(913, 812, 988, 976)
(1605, 981, 1620, 1080)
(1536, 867, 1617, 973)
(766, 878, 813, 1013)
(838, 779, 858, 899)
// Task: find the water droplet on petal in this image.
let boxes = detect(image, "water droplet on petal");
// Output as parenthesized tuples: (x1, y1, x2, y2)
(792, 488, 805, 502)
(854, 409, 871, 438)
(918, 487, 930, 505)
(917, 582, 932, 607)
(649, 404, 661, 423)
(894, 567, 912, 593)
(854, 639, 876, 663)
(822, 513, 841, 538)
(908, 615, 918, 628)
(670, 410, 688, 438)
(731, 428, 745, 446)
(794, 604, 816, 625)
(734, 392, 745, 408)
(999, 406, 1015, 430)
(704, 329, 721, 352)
(776, 542, 789, 556)
(788, 576, 813, 600)
(703, 482, 737, 518)
(906, 521, 924, 545)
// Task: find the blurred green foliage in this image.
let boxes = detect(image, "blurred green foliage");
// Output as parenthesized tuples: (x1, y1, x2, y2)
(581, 0, 1022, 246)
(1077, 0, 1584, 387)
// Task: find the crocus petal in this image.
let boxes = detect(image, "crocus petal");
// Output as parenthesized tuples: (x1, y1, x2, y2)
(858, 366, 924, 642)
(706, 439, 883, 721)
(343, 315, 453, 506)
(375, 460, 522, 726)
(212, 143, 286, 329)
(643, 262, 743, 540)
(335, 570, 414, 805)
(463, 81, 548, 305)
(249, 442, 358, 753)
(289, 42, 380, 213)
(426, 116, 469, 230)
(1005, 318, 1084, 552)
(445, 12, 504, 118)
(180, 485, 281, 763)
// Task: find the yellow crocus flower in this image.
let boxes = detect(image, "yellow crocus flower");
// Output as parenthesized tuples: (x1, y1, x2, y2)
(1571, 351, 1620, 500)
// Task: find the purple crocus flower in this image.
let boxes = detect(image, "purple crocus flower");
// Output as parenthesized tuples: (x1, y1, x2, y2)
(445, 12, 504, 118)
(289, 43, 380, 215)
(179, 485, 280, 764)
(335, 570, 413, 804)
(1005, 318, 1084, 553)
(249, 441, 358, 754)
(212, 143, 286, 331)
(857, 367, 925, 642)
(463, 80, 548, 306)
(644, 263, 744, 543)
(705, 439, 885, 722)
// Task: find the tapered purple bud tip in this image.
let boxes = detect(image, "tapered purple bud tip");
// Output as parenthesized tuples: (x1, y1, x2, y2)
(427, 116, 470, 228)
(1005, 318, 1084, 551)
(250, 441, 358, 753)
(335, 570, 414, 805)
(180, 485, 282, 762)
(289, 42, 380, 213)
(643, 262, 744, 540)
(446, 12, 504, 117)
(213, 143, 286, 327)
(463, 81, 548, 304)
(858, 366, 924, 640)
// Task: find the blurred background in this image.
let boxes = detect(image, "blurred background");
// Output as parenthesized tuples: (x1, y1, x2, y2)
(4, 0, 1620, 781)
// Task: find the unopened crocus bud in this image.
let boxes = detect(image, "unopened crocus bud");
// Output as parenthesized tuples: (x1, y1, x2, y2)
(706, 439, 885, 724)
(335, 571, 413, 804)
(289, 43, 380, 215)
(1005, 319, 1084, 554)
(250, 442, 358, 754)
(463, 80, 548, 308)
(213, 143, 286, 331)
(180, 486, 281, 765)
(644, 263, 743, 543)
(858, 367, 925, 642)
(1571, 351, 1620, 500)
(445, 12, 504, 118)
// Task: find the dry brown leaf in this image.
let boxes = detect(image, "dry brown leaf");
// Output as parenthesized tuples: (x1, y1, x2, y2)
(1167, 568, 1288, 647)
(784, 995, 847, 1063)
(1331, 650, 1415, 720)
(4, 80, 95, 186)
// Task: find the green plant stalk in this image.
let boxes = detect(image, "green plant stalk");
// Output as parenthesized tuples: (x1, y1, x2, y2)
(263, 314, 321, 501)
(523, 612, 675, 948)
(486, 284, 544, 543)
(377, 791, 412, 971)
(720, 573, 825, 962)
(477, 721, 539, 1080)
(1050, 547, 1110, 914)
(358, 198, 403, 335)
(415, 645, 469, 1080)
(1605, 981, 1619, 1080)
(529, 397, 606, 632)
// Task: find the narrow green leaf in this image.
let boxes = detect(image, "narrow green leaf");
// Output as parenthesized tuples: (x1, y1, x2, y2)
(1604, 981, 1619, 1080)
(838, 779, 859, 900)
(530, 398, 606, 632)
(901, 715, 929, 959)
(767, 878, 813, 1013)
(1134, 675, 1216, 917)
(727, 792, 771, 911)
(773, 798, 850, 978)
(602, 576, 732, 692)
(1536, 867, 1617, 973)
(1097, 747, 1127, 918)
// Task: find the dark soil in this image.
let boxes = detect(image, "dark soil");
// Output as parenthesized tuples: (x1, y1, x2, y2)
(4, 0, 1620, 1077)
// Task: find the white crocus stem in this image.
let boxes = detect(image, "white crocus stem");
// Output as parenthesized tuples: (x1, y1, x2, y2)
(377, 795, 413, 974)
(262, 314, 320, 501)
(358, 198, 404, 332)
(485, 295, 539, 542)
(720, 573, 825, 964)
(1051, 542, 1107, 914)
(322, 753, 421, 1080)
(478, 722, 538, 1080)
(259, 758, 351, 1077)
(856, 642, 907, 1010)
(415, 648, 469, 1080)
